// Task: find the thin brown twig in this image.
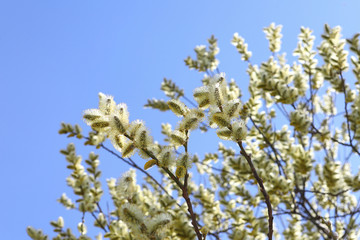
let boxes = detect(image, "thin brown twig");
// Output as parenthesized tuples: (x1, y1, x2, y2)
(339, 71, 360, 156)
(182, 130, 202, 240)
(90, 212, 108, 232)
(237, 141, 273, 240)
(303, 188, 350, 197)
(340, 71, 352, 142)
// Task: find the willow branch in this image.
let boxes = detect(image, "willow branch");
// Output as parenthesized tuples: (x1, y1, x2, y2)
(182, 130, 202, 240)
(237, 141, 273, 240)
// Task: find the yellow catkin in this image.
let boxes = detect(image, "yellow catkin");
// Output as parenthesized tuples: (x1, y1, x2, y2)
(175, 166, 186, 178)
(113, 116, 127, 134)
(226, 102, 240, 118)
(216, 128, 232, 140)
(198, 98, 210, 109)
(122, 142, 136, 158)
(170, 131, 186, 146)
(114, 135, 125, 148)
(181, 117, 198, 130)
(83, 114, 101, 121)
(91, 121, 110, 130)
(168, 99, 188, 116)
(212, 112, 230, 127)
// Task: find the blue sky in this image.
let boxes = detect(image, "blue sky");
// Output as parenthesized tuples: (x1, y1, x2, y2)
(1, 1, 360, 239)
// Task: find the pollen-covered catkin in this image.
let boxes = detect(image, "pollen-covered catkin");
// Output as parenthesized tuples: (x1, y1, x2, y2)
(120, 203, 144, 225)
(211, 112, 230, 128)
(112, 115, 127, 134)
(83, 109, 103, 124)
(223, 99, 241, 118)
(177, 153, 192, 169)
(216, 128, 232, 140)
(91, 120, 110, 132)
(128, 120, 145, 138)
(98, 92, 116, 115)
(290, 109, 311, 133)
(231, 120, 247, 141)
(178, 109, 204, 131)
(134, 125, 152, 148)
(122, 141, 136, 158)
(175, 166, 186, 178)
(110, 134, 126, 152)
(158, 147, 175, 168)
(170, 130, 187, 147)
(168, 99, 189, 117)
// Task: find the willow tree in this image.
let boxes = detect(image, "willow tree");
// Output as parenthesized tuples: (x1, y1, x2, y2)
(28, 23, 360, 240)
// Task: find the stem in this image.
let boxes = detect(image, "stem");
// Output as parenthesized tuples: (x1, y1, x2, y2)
(183, 172, 202, 240)
(161, 166, 202, 239)
(339, 71, 360, 156)
(237, 141, 273, 240)
(91, 212, 108, 232)
(308, 72, 315, 151)
(182, 129, 202, 240)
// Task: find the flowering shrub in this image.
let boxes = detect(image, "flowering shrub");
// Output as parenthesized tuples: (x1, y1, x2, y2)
(28, 23, 360, 240)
